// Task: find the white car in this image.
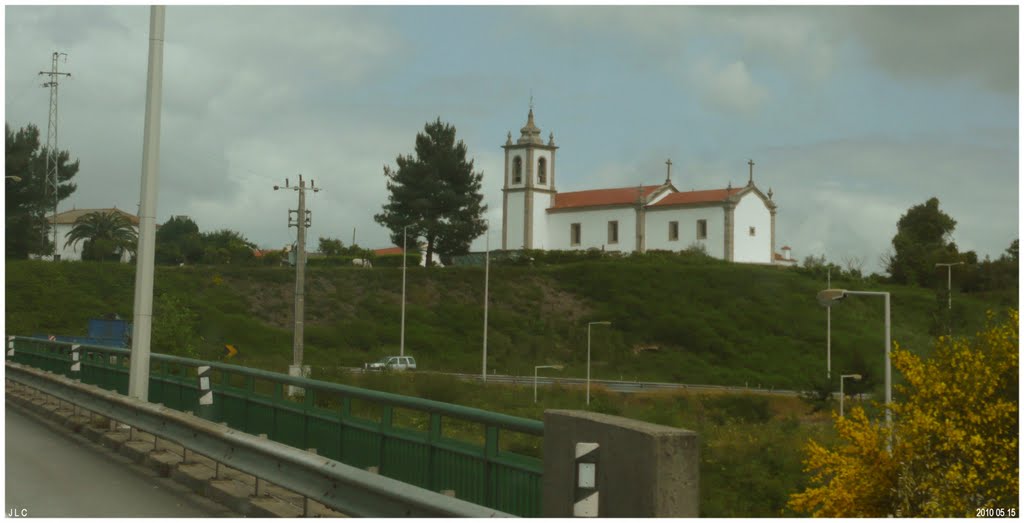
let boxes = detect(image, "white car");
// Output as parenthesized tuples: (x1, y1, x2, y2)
(364, 356, 417, 371)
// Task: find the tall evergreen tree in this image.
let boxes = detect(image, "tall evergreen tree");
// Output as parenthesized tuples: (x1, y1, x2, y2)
(5, 123, 79, 258)
(375, 118, 487, 267)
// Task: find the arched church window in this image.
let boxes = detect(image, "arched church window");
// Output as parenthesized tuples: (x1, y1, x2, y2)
(538, 157, 547, 185)
(513, 156, 522, 184)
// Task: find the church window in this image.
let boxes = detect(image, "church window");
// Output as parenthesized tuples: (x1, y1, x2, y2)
(669, 221, 679, 241)
(697, 219, 707, 240)
(749, 226, 756, 236)
(538, 157, 547, 185)
(608, 221, 618, 244)
(513, 157, 523, 184)
(571, 223, 581, 246)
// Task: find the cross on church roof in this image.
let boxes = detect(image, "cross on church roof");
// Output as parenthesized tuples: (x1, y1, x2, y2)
(748, 158, 755, 185)
(665, 158, 672, 183)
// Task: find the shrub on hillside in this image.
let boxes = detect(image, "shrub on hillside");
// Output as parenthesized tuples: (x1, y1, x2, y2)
(374, 253, 421, 267)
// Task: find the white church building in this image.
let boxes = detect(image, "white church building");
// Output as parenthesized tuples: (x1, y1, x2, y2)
(500, 109, 796, 265)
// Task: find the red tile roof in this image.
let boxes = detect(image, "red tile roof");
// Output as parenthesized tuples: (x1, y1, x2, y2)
(550, 185, 662, 210)
(774, 252, 797, 262)
(47, 207, 141, 226)
(649, 187, 744, 207)
(374, 246, 405, 256)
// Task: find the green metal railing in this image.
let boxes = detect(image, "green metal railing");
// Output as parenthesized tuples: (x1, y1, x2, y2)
(6, 337, 543, 516)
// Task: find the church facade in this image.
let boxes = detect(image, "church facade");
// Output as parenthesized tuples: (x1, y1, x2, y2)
(500, 109, 795, 265)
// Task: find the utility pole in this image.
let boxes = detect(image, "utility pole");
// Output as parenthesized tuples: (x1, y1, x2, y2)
(127, 6, 164, 402)
(39, 51, 70, 259)
(275, 175, 319, 391)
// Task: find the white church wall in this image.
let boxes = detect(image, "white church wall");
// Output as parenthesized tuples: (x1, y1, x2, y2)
(505, 192, 525, 250)
(732, 193, 772, 263)
(546, 207, 636, 251)
(645, 206, 725, 258)
(531, 191, 550, 249)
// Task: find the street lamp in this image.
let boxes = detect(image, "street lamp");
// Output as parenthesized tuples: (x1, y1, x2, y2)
(827, 268, 831, 380)
(839, 373, 862, 417)
(534, 364, 564, 403)
(5, 176, 22, 182)
(817, 288, 891, 449)
(482, 221, 490, 383)
(400, 225, 407, 357)
(586, 321, 611, 406)
(935, 262, 964, 334)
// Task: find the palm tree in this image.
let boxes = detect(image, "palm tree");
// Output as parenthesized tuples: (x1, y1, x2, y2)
(64, 211, 138, 262)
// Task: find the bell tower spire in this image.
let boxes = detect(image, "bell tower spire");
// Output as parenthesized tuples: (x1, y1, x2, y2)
(501, 103, 558, 250)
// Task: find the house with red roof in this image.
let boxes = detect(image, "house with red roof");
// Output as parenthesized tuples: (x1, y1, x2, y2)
(501, 109, 793, 265)
(41, 207, 142, 262)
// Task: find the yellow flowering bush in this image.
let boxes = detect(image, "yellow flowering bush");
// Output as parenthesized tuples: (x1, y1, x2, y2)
(789, 309, 1018, 517)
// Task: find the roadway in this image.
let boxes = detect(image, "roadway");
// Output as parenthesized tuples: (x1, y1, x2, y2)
(5, 404, 230, 517)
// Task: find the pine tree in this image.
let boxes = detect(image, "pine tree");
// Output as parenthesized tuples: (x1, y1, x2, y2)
(374, 118, 487, 267)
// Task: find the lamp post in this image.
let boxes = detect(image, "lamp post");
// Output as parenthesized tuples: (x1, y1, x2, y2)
(482, 222, 490, 383)
(935, 261, 964, 335)
(586, 321, 611, 406)
(400, 225, 407, 357)
(534, 364, 564, 403)
(839, 373, 862, 417)
(827, 268, 831, 380)
(127, 5, 165, 402)
(817, 288, 891, 449)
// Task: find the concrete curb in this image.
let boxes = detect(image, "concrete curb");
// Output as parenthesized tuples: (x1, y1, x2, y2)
(5, 382, 346, 518)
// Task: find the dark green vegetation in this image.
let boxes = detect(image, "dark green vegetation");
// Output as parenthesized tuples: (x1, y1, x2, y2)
(374, 118, 487, 266)
(5, 122, 80, 258)
(5, 255, 1012, 517)
(6, 253, 1003, 395)
(63, 210, 138, 262)
(315, 368, 840, 517)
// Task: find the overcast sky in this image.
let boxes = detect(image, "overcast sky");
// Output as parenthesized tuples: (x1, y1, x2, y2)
(5, 5, 1018, 273)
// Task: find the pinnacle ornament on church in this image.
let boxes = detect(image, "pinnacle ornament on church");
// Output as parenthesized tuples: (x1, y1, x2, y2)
(518, 108, 544, 145)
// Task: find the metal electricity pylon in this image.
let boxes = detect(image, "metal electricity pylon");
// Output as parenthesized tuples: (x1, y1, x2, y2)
(39, 51, 71, 258)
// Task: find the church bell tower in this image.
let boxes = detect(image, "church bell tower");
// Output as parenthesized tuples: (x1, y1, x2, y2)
(501, 106, 557, 250)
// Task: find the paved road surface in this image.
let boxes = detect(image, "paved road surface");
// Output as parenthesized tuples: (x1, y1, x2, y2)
(5, 404, 226, 517)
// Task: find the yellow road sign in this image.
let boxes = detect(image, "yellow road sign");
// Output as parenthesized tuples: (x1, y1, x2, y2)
(223, 344, 238, 358)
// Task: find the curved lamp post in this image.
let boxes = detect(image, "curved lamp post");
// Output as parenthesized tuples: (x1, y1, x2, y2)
(817, 288, 891, 450)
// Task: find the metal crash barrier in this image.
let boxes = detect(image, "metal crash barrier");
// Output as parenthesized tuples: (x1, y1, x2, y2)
(6, 337, 543, 517)
(5, 361, 512, 517)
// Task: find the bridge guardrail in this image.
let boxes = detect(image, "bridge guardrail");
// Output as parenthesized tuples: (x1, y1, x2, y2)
(6, 337, 543, 517)
(4, 361, 513, 517)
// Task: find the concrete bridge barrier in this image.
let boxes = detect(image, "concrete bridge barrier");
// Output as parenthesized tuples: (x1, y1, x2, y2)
(542, 409, 699, 517)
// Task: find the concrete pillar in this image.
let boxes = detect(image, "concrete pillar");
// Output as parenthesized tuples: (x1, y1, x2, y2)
(542, 410, 699, 517)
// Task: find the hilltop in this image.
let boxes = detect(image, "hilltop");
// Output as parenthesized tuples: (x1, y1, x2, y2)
(4, 254, 1005, 394)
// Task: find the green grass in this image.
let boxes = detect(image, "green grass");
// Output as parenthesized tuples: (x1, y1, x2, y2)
(5, 257, 1005, 397)
(5, 256, 1011, 517)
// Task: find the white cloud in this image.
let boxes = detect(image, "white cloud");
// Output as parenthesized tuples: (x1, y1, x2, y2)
(688, 59, 768, 114)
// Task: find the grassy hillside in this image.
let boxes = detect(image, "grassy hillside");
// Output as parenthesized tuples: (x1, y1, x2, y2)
(4, 256, 1010, 517)
(4, 255, 1004, 395)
